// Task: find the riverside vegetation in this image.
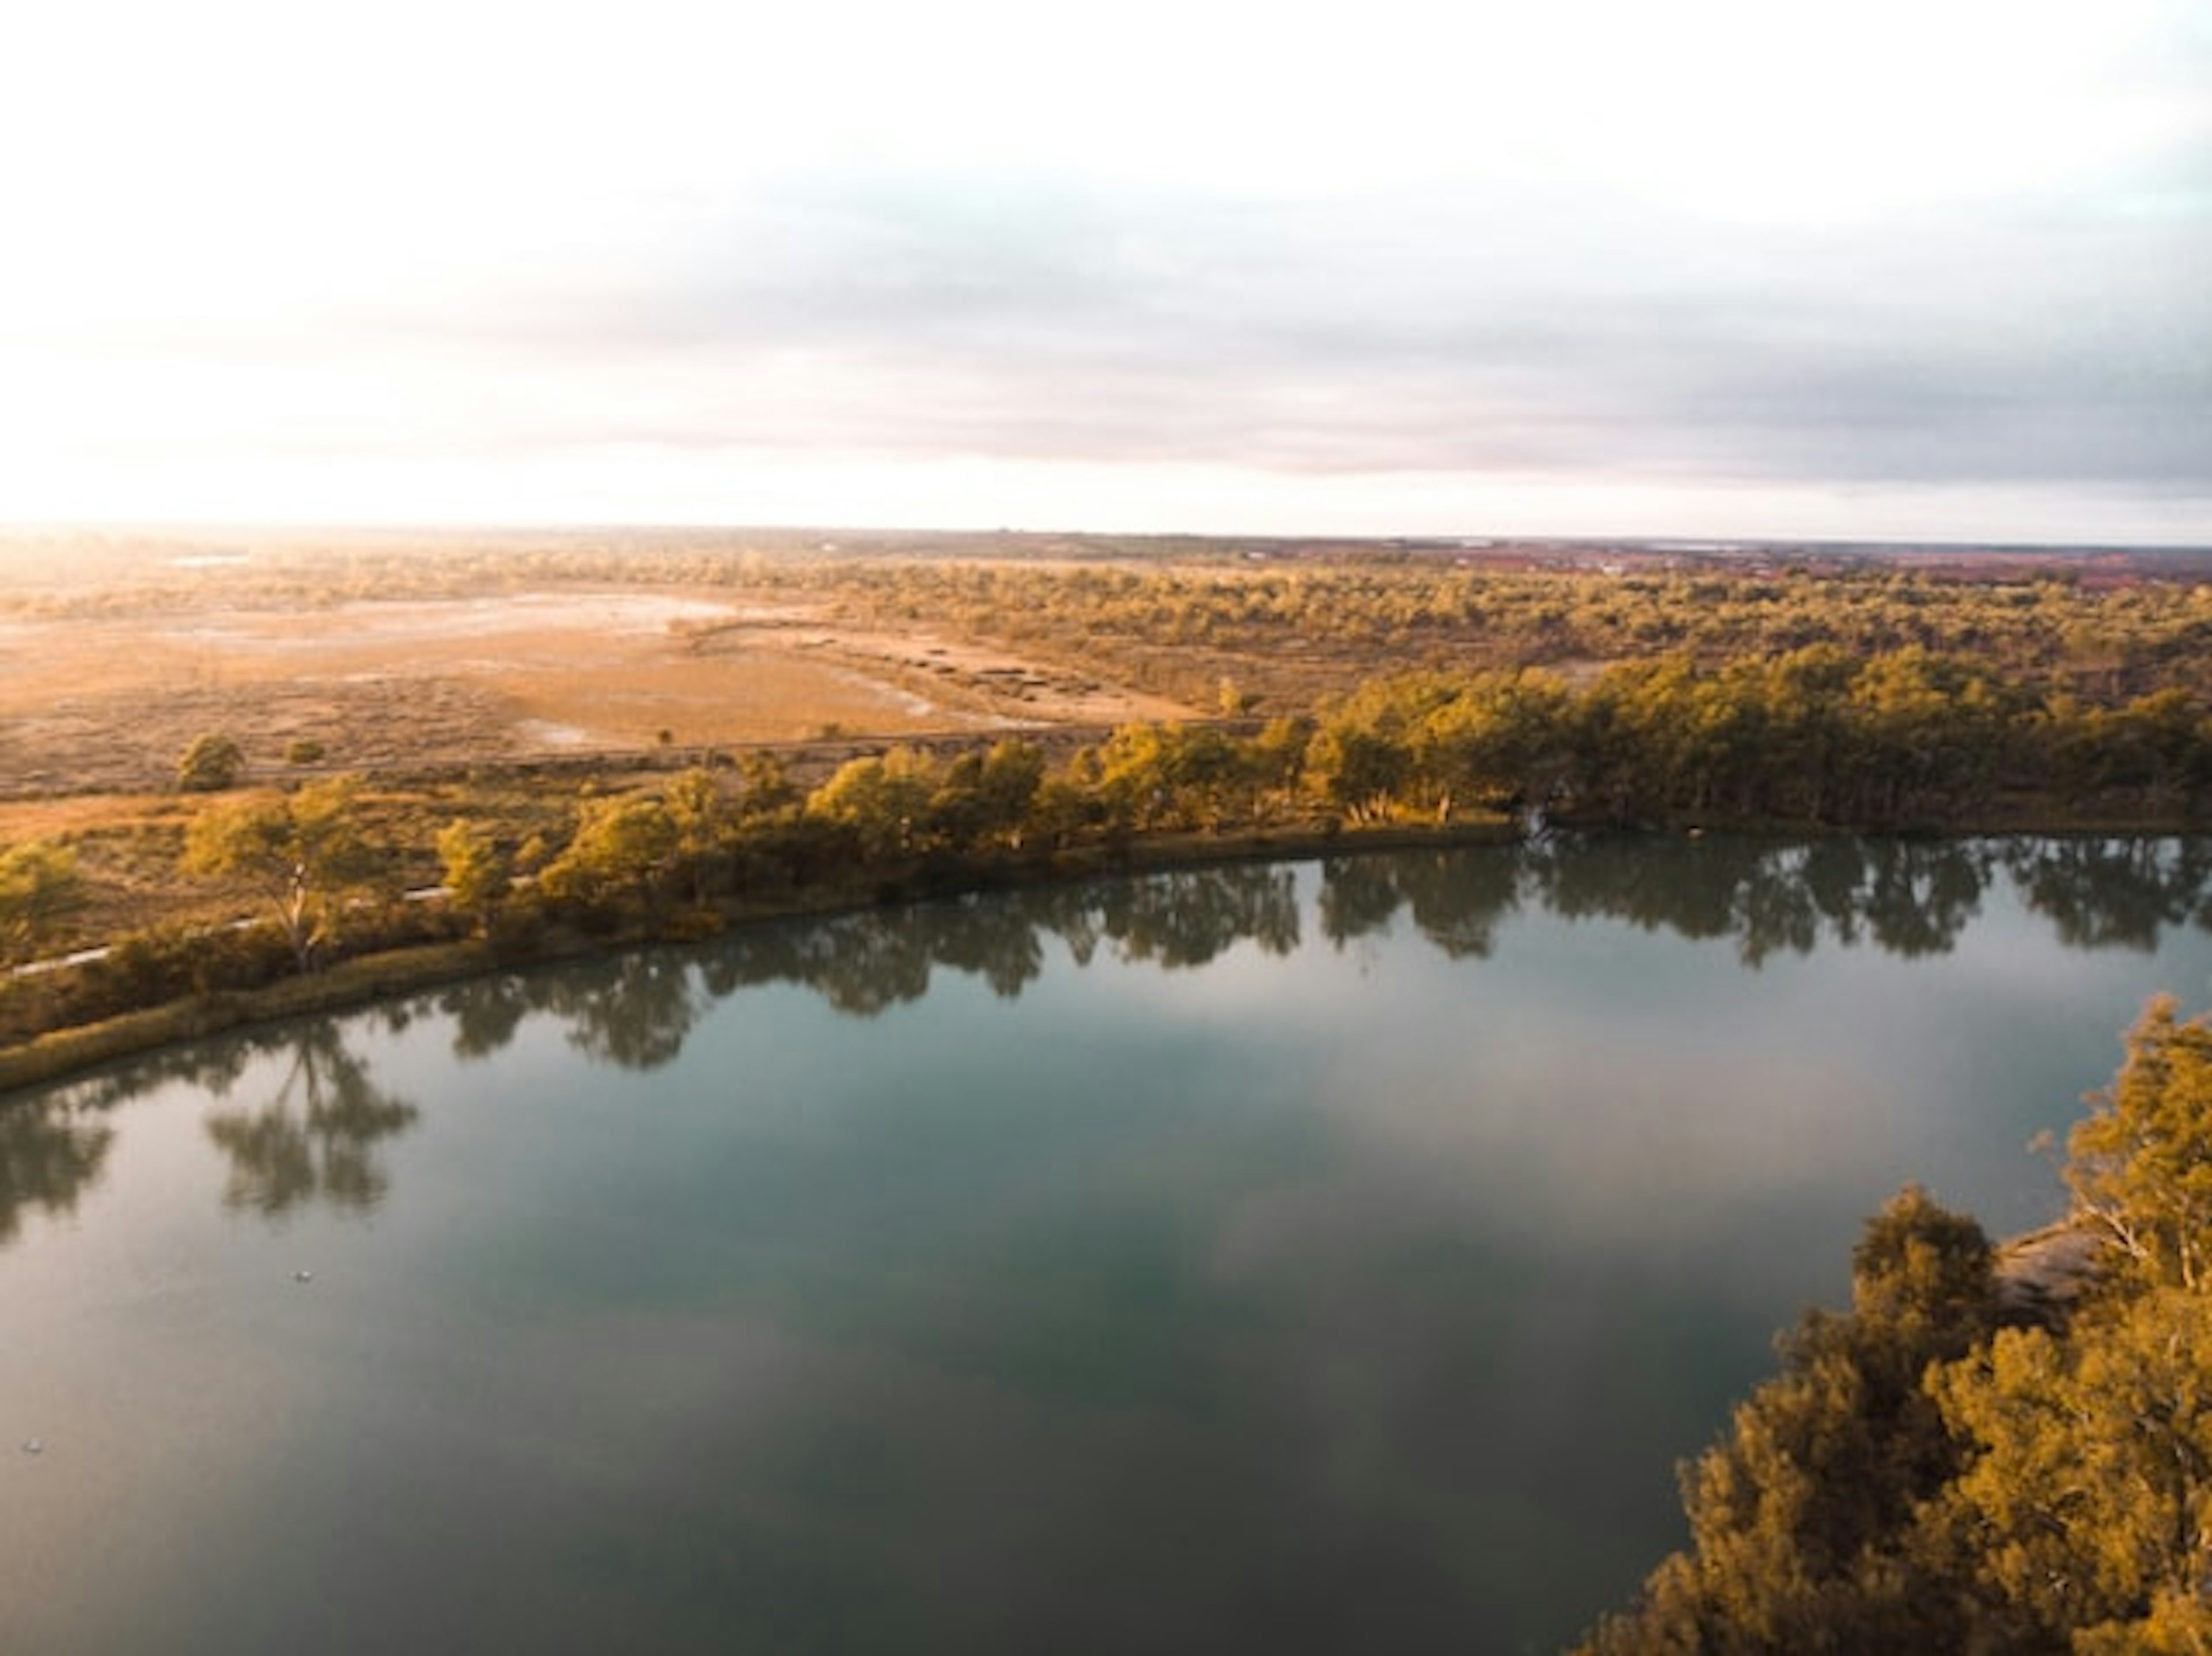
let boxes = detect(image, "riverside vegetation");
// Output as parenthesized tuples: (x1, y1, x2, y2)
(1577, 995, 2212, 1654)
(6, 634, 2212, 1074)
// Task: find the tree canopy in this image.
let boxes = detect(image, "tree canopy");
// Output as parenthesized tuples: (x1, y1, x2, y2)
(181, 777, 386, 971)
(0, 840, 82, 963)
(175, 732, 244, 792)
(1578, 999, 2212, 1655)
(2066, 995, 2212, 1292)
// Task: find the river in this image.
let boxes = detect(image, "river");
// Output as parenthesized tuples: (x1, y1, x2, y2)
(5, 835, 2210, 1654)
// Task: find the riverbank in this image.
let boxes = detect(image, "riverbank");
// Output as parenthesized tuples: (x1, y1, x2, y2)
(0, 815, 1518, 1097)
(8, 779, 2209, 1102)
(9, 810, 2210, 1099)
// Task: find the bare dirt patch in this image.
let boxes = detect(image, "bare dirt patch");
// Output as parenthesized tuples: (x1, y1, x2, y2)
(0, 586, 1198, 797)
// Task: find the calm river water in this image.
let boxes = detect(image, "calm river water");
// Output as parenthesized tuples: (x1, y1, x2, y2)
(6, 835, 2211, 1654)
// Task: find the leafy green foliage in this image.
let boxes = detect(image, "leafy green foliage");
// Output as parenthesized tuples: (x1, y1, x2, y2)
(1584, 1188, 1999, 1654)
(1285, 648, 2210, 831)
(1932, 1289, 2212, 1650)
(732, 750, 801, 818)
(928, 740, 1047, 849)
(806, 747, 937, 857)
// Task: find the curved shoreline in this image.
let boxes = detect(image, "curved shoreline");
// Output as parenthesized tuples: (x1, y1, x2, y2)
(7, 809, 2208, 1101)
(0, 818, 1514, 1098)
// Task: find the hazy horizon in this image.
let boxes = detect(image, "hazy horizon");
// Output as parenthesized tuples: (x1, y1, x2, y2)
(4, 1, 2206, 545)
(5, 521, 2211, 557)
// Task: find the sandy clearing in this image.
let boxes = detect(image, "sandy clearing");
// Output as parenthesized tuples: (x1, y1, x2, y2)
(147, 591, 748, 650)
(0, 587, 1198, 796)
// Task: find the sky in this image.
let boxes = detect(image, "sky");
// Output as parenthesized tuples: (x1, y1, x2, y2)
(1, 0, 2207, 543)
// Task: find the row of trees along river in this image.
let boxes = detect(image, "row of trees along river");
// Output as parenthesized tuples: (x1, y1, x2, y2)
(16, 833, 2206, 1107)
(5, 642, 2212, 1053)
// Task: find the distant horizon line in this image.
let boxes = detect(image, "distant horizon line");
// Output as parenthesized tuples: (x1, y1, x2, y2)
(3, 520, 2210, 557)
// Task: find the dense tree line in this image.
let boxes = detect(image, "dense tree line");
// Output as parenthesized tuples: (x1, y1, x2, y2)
(1575, 997, 2212, 1654)
(3, 645, 2209, 1045)
(472, 646, 2205, 951)
(1307, 649, 2212, 829)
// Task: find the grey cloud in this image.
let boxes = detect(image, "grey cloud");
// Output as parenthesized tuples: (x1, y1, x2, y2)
(366, 164, 2211, 499)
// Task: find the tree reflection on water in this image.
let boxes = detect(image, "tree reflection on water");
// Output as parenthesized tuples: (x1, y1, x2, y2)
(540, 951, 704, 1071)
(3, 834, 2204, 1237)
(2001, 836, 2212, 952)
(0, 1087, 113, 1247)
(201, 1016, 419, 1218)
(421, 835, 2209, 1079)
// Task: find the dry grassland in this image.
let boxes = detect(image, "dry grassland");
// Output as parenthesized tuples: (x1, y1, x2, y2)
(0, 562, 1199, 953)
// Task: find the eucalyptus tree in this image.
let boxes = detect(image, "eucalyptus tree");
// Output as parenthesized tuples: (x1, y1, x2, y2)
(182, 776, 387, 972)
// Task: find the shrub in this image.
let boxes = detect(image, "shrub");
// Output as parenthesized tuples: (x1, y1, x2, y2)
(176, 734, 245, 792)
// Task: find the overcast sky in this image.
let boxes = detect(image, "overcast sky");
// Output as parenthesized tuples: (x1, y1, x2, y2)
(2, 0, 2207, 542)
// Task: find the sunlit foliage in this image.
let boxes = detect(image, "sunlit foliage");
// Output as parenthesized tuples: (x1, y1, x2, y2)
(1578, 999, 2212, 1655)
(181, 777, 387, 971)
